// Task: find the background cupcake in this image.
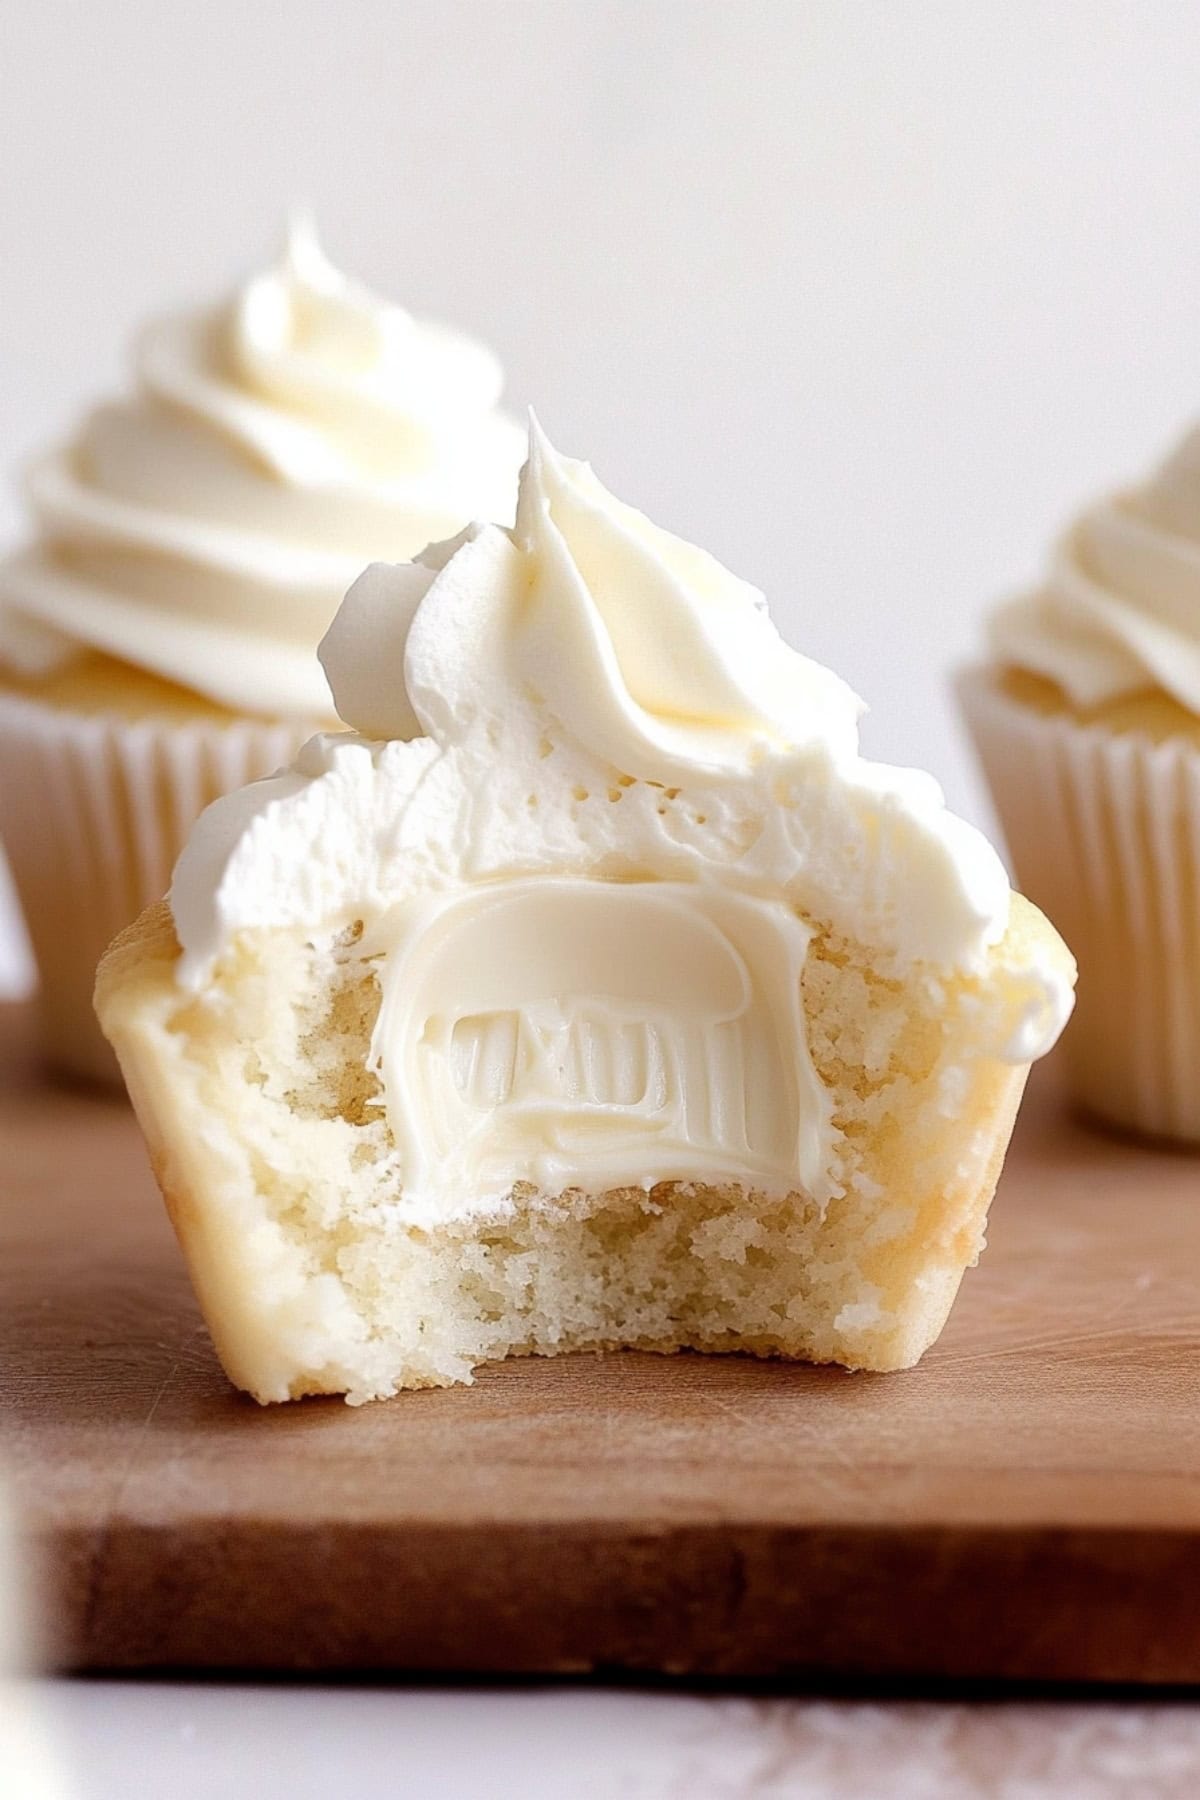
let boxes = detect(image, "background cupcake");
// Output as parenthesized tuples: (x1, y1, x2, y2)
(959, 417, 1200, 1143)
(0, 216, 524, 1081)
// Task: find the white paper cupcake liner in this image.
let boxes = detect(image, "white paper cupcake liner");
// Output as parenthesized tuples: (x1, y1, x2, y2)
(0, 688, 312, 1084)
(958, 668, 1200, 1143)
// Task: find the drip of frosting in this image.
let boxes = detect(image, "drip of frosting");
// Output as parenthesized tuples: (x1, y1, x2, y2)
(991, 419, 1200, 713)
(0, 216, 524, 717)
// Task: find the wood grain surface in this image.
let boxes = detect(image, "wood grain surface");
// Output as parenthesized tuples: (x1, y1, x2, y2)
(3, 1002, 1199, 1682)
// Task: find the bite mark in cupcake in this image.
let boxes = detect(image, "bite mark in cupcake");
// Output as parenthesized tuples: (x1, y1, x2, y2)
(96, 421, 1075, 1401)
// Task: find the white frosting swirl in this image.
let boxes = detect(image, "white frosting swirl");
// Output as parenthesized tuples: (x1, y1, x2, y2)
(174, 423, 1072, 1054)
(0, 217, 524, 716)
(168, 423, 1074, 1219)
(991, 420, 1200, 712)
(321, 419, 863, 780)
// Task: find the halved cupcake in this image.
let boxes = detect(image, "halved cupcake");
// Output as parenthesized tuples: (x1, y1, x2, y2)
(97, 422, 1074, 1403)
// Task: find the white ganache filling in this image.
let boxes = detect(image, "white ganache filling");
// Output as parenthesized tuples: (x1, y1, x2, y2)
(171, 419, 1074, 1221)
(0, 216, 524, 717)
(991, 416, 1200, 712)
(367, 879, 828, 1216)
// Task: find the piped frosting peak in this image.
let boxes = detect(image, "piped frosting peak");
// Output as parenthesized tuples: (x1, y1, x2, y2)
(0, 217, 524, 716)
(991, 416, 1200, 714)
(321, 416, 863, 781)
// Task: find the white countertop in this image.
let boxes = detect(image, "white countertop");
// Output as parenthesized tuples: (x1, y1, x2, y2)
(12, 1682, 1200, 1800)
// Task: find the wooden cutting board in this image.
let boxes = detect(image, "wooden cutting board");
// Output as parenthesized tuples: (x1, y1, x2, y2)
(4, 1000, 1199, 1683)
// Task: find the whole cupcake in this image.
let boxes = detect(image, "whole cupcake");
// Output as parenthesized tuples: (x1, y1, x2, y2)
(0, 217, 523, 1081)
(959, 417, 1200, 1142)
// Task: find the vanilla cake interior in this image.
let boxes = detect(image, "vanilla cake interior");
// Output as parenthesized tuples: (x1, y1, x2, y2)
(96, 894, 1047, 1404)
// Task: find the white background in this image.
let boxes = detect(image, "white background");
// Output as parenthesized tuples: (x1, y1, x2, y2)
(7, 4, 1200, 1793)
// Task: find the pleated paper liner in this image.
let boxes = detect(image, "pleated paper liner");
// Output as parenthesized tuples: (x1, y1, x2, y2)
(0, 688, 311, 1084)
(958, 667, 1200, 1143)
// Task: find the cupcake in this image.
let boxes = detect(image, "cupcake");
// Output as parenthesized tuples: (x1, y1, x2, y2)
(0, 217, 523, 1081)
(959, 416, 1200, 1142)
(96, 421, 1074, 1404)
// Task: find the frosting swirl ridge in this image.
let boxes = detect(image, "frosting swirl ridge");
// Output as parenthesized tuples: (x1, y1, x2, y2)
(992, 420, 1200, 713)
(0, 217, 524, 717)
(322, 417, 864, 780)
